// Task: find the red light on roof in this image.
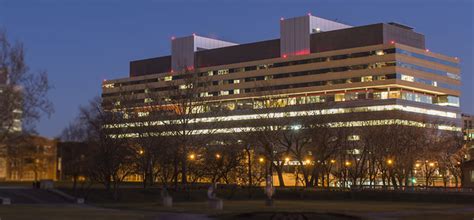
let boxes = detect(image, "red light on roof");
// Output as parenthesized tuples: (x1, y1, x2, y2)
(390, 40, 395, 44)
(282, 54, 287, 58)
(295, 49, 310, 56)
(171, 36, 176, 40)
(170, 69, 174, 73)
(280, 17, 284, 21)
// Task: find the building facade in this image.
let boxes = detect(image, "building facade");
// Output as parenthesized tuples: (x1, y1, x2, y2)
(462, 113, 474, 159)
(102, 15, 461, 140)
(0, 135, 57, 181)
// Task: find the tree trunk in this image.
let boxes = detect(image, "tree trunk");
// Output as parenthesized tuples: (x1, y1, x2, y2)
(274, 165, 285, 187)
(246, 148, 252, 198)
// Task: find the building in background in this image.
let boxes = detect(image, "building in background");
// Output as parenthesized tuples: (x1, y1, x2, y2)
(462, 113, 474, 158)
(0, 135, 57, 181)
(102, 14, 462, 140)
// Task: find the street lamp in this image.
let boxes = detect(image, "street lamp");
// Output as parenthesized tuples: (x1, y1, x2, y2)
(215, 153, 221, 159)
(138, 150, 144, 155)
(189, 153, 196, 160)
(305, 158, 311, 165)
(345, 161, 351, 167)
(330, 159, 336, 164)
(429, 162, 435, 167)
(259, 157, 265, 163)
(387, 159, 393, 166)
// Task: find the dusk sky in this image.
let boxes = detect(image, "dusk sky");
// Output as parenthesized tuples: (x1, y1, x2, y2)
(0, 0, 472, 138)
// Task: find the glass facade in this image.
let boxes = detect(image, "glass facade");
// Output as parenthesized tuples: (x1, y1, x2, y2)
(397, 61, 460, 80)
(396, 48, 459, 68)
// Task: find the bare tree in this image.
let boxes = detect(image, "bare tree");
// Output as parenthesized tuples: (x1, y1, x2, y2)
(78, 97, 135, 200)
(0, 30, 53, 144)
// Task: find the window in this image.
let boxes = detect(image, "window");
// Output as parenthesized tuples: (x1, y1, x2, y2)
(217, 69, 229, 75)
(401, 74, 415, 82)
(164, 76, 172, 81)
(388, 91, 400, 99)
(374, 91, 388, 100)
(361, 76, 373, 82)
(335, 93, 345, 102)
(138, 112, 149, 117)
(220, 91, 229, 96)
(348, 135, 360, 141)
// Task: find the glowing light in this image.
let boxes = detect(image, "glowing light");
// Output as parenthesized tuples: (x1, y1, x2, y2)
(138, 150, 144, 155)
(215, 153, 221, 159)
(285, 157, 290, 162)
(192, 33, 196, 36)
(189, 154, 196, 160)
(259, 157, 264, 163)
(429, 162, 435, 167)
(330, 160, 336, 164)
(387, 159, 393, 165)
(171, 36, 176, 40)
(307, 12, 312, 16)
(305, 159, 311, 165)
(425, 49, 430, 52)
(280, 17, 284, 21)
(415, 163, 420, 168)
(390, 40, 395, 44)
(282, 54, 287, 58)
(345, 161, 351, 167)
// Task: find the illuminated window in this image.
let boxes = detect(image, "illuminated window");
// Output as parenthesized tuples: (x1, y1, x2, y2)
(388, 91, 400, 99)
(220, 91, 229, 96)
(103, 83, 115, 88)
(164, 76, 172, 81)
(144, 98, 153, 103)
(335, 93, 345, 102)
(374, 92, 388, 100)
(217, 69, 229, 75)
(401, 74, 415, 82)
(348, 135, 360, 141)
(376, 50, 385, 56)
(138, 112, 149, 117)
(361, 76, 373, 82)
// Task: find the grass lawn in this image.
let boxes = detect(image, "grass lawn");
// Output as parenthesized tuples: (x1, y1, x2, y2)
(0, 200, 472, 220)
(100, 200, 474, 220)
(0, 205, 149, 220)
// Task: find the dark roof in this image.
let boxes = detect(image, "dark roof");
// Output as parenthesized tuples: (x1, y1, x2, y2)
(128, 23, 425, 77)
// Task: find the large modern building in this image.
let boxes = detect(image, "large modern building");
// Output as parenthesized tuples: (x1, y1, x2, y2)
(102, 14, 462, 140)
